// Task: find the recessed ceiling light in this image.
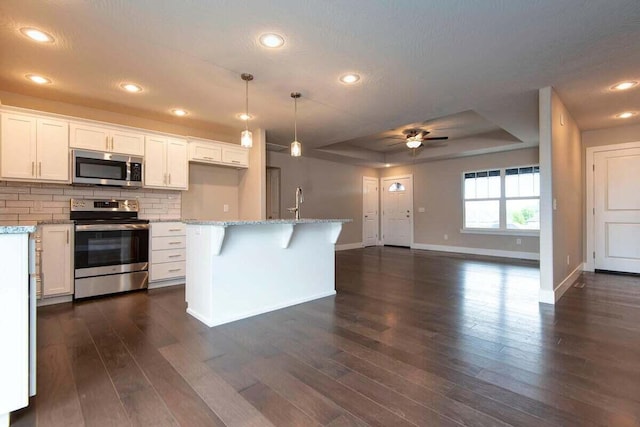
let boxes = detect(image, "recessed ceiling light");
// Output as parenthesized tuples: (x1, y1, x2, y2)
(339, 73, 361, 84)
(171, 109, 188, 117)
(26, 74, 51, 85)
(120, 83, 143, 93)
(610, 81, 638, 91)
(20, 27, 54, 43)
(616, 111, 637, 119)
(236, 113, 253, 121)
(259, 33, 285, 48)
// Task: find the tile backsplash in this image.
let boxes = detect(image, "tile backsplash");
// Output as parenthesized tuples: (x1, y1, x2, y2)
(0, 181, 181, 225)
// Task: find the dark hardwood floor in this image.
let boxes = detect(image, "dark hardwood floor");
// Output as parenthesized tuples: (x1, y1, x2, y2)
(12, 246, 640, 426)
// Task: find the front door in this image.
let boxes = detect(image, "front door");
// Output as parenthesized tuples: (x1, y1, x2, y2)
(363, 177, 379, 247)
(382, 175, 413, 247)
(594, 147, 640, 273)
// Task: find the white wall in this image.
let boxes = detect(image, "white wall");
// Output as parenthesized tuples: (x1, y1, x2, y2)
(380, 148, 540, 257)
(539, 87, 584, 304)
(267, 151, 377, 245)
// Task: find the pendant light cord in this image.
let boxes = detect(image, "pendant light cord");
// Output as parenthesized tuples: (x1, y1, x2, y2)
(294, 96, 298, 141)
(245, 79, 249, 132)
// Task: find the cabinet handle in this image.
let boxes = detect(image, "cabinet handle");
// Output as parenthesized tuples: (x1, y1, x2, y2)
(31, 161, 35, 176)
(66, 229, 69, 244)
(168, 254, 181, 258)
(203, 156, 213, 160)
(106, 135, 109, 150)
(168, 241, 181, 245)
(231, 160, 240, 164)
(39, 162, 42, 176)
(111, 137, 114, 151)
(168, 228, 182, 231)
(168, 268, 182, 272)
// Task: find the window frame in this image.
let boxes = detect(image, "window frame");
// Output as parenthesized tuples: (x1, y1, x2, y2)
(461, 164, 540, 236)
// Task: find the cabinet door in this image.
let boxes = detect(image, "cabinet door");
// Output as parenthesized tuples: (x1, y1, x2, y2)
(166, 138, 188, 189)
(111, 128, 144, 156)
(222, 146, 249, 168)
(70, 122, 110, 151)
(41, 225, 74, 297)
(144, 135, 168, 188)
(1, 113, 37, 180)
(37, 118, 69, 182)
(189, 141, 222, 163)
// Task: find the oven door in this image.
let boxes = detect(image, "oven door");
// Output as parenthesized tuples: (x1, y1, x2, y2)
(74, 223, 149, 278)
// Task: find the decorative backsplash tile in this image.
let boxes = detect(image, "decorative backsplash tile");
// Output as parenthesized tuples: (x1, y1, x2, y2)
(0, 181, 181, 224)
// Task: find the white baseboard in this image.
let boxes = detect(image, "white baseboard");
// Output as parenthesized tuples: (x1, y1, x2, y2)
(335, 242, 363, 251)
(37, 294, 73, 307)
(410, 243, 540, 261)
(539, 263, 583, 305)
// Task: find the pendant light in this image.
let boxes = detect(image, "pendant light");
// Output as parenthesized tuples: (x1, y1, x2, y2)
(240, 73, 254, 148)
(290, 92, 302, 157)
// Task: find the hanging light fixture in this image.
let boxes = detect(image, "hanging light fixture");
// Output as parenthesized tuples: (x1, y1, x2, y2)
(290, 92, 302, 157)
(240, 73, 254, 148)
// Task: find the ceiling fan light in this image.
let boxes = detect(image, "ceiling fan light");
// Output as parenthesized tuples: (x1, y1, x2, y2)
(291, 140, 302, 157)
(406, 139, 422, 149)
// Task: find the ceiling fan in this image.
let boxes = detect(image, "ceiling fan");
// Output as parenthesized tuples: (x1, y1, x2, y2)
(386, 129, 449, 149)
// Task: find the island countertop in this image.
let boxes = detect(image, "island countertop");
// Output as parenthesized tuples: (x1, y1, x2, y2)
(184, 218, 352, 226)
(0, 226, 37, 234)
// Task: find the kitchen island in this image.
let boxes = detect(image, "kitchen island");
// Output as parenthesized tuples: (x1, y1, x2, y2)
(185, 219, 350, 327)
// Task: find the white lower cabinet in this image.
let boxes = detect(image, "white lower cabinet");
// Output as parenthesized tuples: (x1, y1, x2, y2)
(150, 222, 186, 286)
(40, 224, 74, 297)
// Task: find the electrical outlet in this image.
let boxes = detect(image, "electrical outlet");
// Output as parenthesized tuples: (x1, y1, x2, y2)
(444, 234, 448, 240)
(223, 204, 229, 213)
(33, 200, 43, 212)
(418, 207, 425, 213)
(516, 238, 522, 245)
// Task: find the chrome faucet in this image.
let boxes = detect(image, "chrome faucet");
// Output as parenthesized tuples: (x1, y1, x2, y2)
(287, 187, 304, 219)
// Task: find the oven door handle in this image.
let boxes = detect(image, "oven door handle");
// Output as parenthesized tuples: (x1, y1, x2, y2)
(75, 223, 150, 232)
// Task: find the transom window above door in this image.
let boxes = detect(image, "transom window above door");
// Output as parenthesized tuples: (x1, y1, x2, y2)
(388, 182, 406, 192)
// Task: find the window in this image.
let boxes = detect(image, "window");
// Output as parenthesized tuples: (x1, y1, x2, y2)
(463, 165, 539, 232)
(388, 182, 406, 192)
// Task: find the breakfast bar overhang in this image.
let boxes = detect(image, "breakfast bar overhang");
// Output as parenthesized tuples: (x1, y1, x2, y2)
(185, 219, 351, 327)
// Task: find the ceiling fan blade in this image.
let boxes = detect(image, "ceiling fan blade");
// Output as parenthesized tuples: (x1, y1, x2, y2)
(423, 136, 448, 141)
(381, 135, 406, 140)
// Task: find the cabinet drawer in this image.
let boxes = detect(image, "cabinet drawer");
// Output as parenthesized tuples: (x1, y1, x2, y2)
(151, 261, 185, 281)
(222, 147, 248, 167)
(152, 222, 186, 237)
(151, 249, 186, 264)
(152, 236, 186, 250)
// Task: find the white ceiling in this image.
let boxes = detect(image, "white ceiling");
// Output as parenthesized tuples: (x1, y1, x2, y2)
(1, 1, 639, 167)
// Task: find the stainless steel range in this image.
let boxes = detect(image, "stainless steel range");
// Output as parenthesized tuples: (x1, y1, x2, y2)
(71, 199, 149, 299)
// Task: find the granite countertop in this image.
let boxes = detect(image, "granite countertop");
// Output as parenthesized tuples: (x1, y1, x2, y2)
(0, 225, 37, 234)
(184, 219, 352, 226)
(149, 219, 184, 223)
(36, 220, 76, 225)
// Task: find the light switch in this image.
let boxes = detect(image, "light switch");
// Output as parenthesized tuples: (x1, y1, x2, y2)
(223, 204, 229, 212)
(553, 198, 557, 210)
(418, 207, 425, 213)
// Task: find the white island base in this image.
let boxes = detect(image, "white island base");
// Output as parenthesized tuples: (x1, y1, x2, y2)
(185, 219, 349, 327)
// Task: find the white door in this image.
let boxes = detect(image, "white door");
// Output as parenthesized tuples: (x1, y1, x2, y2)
(37, 118, 69, 182)
(144, 135, 168, 188)
(594, 147, 640, 273)
(382, 175, 413, 247)
(363, 177, 379, 247)
(1, 113, 37, 180)
(166, 138, 188, 189)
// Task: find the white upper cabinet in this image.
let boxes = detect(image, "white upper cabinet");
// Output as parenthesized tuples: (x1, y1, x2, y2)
(70, 122, 144, 156)
(1, 112, 69, 183)
(144, 135, 188, 190)
(188, 139, 248, 168)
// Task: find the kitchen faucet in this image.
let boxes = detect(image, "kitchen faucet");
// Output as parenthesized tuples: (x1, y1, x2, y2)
(287, 187, 304, 219)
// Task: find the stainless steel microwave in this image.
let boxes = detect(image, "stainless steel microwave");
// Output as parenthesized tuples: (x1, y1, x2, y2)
(72, 149, 143, 187)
